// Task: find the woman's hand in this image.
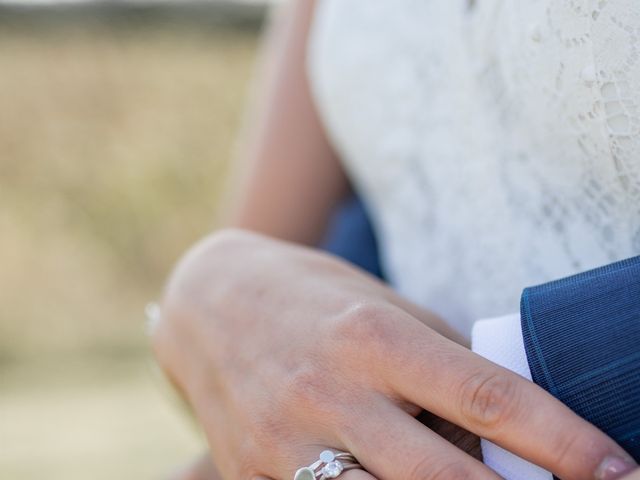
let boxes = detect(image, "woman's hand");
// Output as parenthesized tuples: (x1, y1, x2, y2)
(153, 229, 636, 480)
(170, 415, 482, 480)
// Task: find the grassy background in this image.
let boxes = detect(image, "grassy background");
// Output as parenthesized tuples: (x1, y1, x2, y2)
(0, 14, 261, 479)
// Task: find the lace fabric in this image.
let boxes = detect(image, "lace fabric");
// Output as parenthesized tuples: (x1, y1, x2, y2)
(308, 0, 640, 336)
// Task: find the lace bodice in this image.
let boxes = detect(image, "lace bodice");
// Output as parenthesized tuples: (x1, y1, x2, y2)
(308, 0, 640, 336)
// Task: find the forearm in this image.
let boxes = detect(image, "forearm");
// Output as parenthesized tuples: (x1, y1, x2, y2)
(222, 0, 349, 246)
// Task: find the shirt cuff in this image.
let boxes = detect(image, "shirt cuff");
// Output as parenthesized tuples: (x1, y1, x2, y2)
(471, 314, 553, 480)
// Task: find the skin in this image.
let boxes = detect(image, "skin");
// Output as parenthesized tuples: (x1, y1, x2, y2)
(221, 0, 349, 245)
(169, 413, 482, 480)
(154, 230, 635, 480)
(156, 1, 638, 479)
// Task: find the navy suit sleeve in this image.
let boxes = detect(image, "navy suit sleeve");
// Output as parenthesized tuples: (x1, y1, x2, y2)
(521, 257, 640, 461)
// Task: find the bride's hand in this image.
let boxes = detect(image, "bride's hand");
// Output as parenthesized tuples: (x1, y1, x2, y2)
(170, 414, 482, 480)
(153, 229, 633, 480)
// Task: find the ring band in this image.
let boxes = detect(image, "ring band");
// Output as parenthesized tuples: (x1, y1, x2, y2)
(294, 450, 363, 480)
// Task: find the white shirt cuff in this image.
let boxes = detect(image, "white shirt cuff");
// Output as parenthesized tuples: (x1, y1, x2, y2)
(471, 314, 553, 480)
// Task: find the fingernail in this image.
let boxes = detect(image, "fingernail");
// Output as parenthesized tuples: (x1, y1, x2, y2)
(595, 455, 637, 480)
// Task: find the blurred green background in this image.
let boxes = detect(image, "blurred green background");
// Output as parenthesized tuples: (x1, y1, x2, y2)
(0, 3, 264, 478)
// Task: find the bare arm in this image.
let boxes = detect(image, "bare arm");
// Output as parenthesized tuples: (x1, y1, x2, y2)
(223, 0, 349, 246)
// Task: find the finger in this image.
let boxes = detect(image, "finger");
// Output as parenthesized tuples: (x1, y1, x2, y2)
(339, 395, 501, 480)
(380, 311, 637, 480)
(621, 469, 640, 480)
(417, 410, 483, 461)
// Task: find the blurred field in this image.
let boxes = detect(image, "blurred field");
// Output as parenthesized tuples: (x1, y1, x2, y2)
(0, 16, 260, 479)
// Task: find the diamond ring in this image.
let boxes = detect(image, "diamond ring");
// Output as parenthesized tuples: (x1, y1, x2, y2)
(294, 450, 363, 480)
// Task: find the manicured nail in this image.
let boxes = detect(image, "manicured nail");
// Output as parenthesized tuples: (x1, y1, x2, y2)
(595, 456, 637, 480)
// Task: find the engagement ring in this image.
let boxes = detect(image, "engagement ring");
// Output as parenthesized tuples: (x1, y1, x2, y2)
(294, 450, 363, 480)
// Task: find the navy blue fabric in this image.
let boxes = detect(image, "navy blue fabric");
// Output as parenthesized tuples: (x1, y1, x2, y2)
(521, 257, 640, 461)
(321, 196, 385, 280)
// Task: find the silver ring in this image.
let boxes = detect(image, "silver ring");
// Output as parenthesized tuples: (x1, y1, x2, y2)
(294, 450, 363, 480)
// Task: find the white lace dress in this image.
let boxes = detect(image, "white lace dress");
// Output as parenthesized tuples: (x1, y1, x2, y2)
(308, 0, 640, 337)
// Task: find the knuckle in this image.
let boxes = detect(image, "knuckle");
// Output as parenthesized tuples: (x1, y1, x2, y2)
(408, 456, 472, 480)
(283, 365, 356, 430)
(547, 427, 611, 478)
(459, 371, 520, 431)
(333, 301, 399, 355)
(285, 366, 333, 412)
(549, 432, 582, 470)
